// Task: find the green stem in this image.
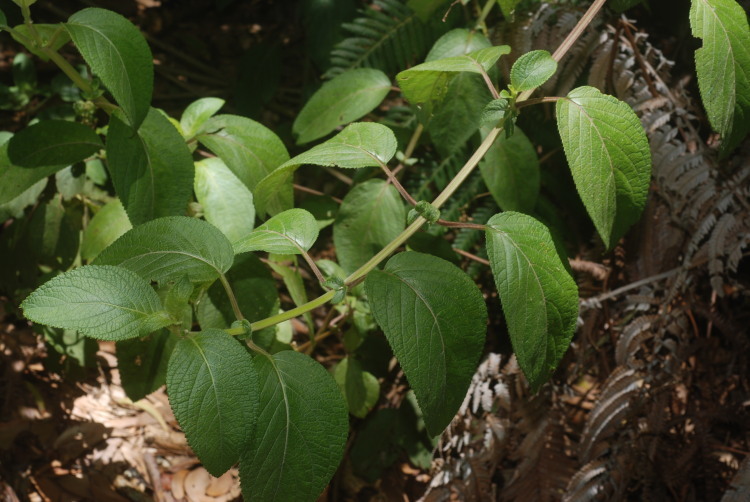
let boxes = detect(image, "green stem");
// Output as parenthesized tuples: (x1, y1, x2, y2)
(40, 48, 118, 114)
(476, 0, 496, 33)
(219, 274, 244, 321)
(250, 290, 336, 332)
(516, 96, 561, 109)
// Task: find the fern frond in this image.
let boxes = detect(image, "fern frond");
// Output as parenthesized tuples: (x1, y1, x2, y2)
(325, 0, 449, 78)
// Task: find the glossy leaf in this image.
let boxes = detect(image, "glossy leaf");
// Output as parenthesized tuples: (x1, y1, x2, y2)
(81, 198, 132, 261)
(117, 330, 177, 401)
(233, 208, 318, 255)
(690, 0, 750, 154)
(240, 351, 348, 501)
(334, 357, 380, 418)
(95, 216, 234, 284)
(66, 8, 153, 128)
(106, 108, 194, 225)
(333, 179, 406, 274)
(253, 122, 397, 216)
(21, 265, 172, 341)
(180, 97, 225, 138)
(485, 212, 578, 391)
(194, 157, 255, 244)
(510, 49, 557, 92)
(293, 68, 391, 144)
(479, 126, 539, 212)
(556, 86, 651, 248)
(365, 252, 487, 435)
(7, 120, 101, 168)
(196, 114, 289, 191)
(167, 330, 258, 477)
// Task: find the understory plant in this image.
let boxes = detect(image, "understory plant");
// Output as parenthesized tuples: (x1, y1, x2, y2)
(1, 0, 748, 499)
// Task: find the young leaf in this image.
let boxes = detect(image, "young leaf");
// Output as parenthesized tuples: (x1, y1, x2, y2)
(233, 208, 318, 255)
(690, 0, 750, 155)
(117, 330, 177, 401)
(180, 97, 225, 138)
(65, 8, 153, 128)
(0, 139, 64, 205)
(556, 86, 651, 248)
(106, 108, 194, 225)
(240, 351, 348, 501)
(167, 329, 258, 477)
(95, 216, 234, 284)
(196, 114, 289, 192)
(81, 198, 132, 261)
(21, 265, 173, 341)
(293, 68, 392, 144)
(194, 157, 255, 244)
(479, 126, 539, 212)
(334, 357, 380, 418)
(333, 179, 406, 274)
(510, 49, 557, 92)
(485, 212, 578, 391)
(253, 122, 397, 216)
(7, 120, 102, 167)
(365, 251, 487, 435)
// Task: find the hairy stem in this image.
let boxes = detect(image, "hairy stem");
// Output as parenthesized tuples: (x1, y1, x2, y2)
(219, 274, 244, 321)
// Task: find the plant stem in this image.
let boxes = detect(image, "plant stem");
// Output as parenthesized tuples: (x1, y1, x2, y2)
(40, 48, 118, 114)
(300, 249, 326, 284)
(381, 162, 417, 205)
(476, 0, 496, 33)
(250, 290, 336, 332)
(479, 67, 501, 100)
(391, 123, 424, 177)
(550, 0, 607, 64)
(516, 96, 561, 109)
(219, 274, 244, 321)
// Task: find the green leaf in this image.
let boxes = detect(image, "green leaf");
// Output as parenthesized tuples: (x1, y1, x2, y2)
(167, 329, 258, 477)
(240, 351, 348, 501)
(7, 120, 102, 168)
(0, 141, 64, 205)
(510, 49, 557, 92)
(333, 179, 406, 274)
(485, 212, 578, 391)
(196, 114, 289, 192)
(0, 9, 6, 27)
(95, 216, 235, 284)
(293, 68, 392, 144)
(253, 122, 397, 216)
(334, 357, 379, 418)
(556, 86, 651, 248)
(117, 330, 177, 401)
(106, 108, 194, 225)
(266, 255, 314, 333)
(365, 252, 487, 435)
(497, 0, 522, 18)
(479, 126, 539, 212)
(233, 208, 318, 255)
(81, 199, 133, 262)
(21, 265, 173, 341)
(690, 0, 750, 154)
(480, 98, 510, 127)
(194, 157, 255, 244)
(180, 97, 225, 138)
(0, 178, 46, 220)
(196, 254, 278, 329)
(65, 8, 153, 128)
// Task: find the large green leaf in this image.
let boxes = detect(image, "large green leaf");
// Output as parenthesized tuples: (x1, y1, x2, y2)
(690, 0, 750, 155)
(95, 216, 234, 284)
(556, 86, 651, 248)
(180, 97, 225, 138)
(253, 122, 397, 216)
(510, 50, 557, 92)
(21, 265, 172, 341)
(196, 114, 289, 192)
(66, 8, 153, 129)
(233, 208, 318, 255)
(117, 330, 177, 401)
(293, 68, 392, 144)
(478, 126, 539, 212)
(196, 254, 278, 330)
(333, 179, 405, 274)
(194, 157, 255, 244)
(167, 330, 258, 477)
(7, 120, 102, 167)
(485, 212, 578, 391)
(106, 108, 194, 225)
(0, 140, 64, 205)
(239, 350, 348, 501)
(81, 199, 132, 261)
(365, 252, 487, 435)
